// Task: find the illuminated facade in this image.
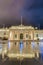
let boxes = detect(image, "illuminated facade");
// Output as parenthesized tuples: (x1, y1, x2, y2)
(0, 25, 43, 59)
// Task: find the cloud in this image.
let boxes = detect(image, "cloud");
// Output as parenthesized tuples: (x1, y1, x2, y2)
(23, 0, 43, 24)
(0, 0, 25, 19)
(0, 0, 43, 28)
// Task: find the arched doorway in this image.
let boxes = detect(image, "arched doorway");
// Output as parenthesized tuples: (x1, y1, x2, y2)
(20, 33, 23, 39)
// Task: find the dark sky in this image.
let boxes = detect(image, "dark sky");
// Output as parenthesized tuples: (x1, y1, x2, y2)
(0, 0, 43, 29)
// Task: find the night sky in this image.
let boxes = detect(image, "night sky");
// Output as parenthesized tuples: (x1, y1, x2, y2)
(0, 0, 43, 29)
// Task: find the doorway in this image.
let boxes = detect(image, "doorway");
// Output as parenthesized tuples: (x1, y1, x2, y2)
(20, 33, 23, 39)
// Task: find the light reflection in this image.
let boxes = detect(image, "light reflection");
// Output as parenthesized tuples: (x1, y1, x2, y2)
(31, 42, 36, 48)
(20, 41, 23, 54)
(31, 41, 43, 60)
(39, 42, 43, 53)
(0, 44, 2, 54)
(8, 41, 10, 49)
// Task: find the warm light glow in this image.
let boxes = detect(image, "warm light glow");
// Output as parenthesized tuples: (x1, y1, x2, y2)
(10, 32, 12, 38)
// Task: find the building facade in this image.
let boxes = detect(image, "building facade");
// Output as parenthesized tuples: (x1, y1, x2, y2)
(0, 25, 43, 59)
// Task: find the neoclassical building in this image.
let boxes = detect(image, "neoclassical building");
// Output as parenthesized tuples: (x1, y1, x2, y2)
(0, 24, 43, 59)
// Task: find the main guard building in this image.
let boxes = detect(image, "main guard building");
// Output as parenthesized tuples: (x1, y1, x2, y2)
(0, 24, 43, 59)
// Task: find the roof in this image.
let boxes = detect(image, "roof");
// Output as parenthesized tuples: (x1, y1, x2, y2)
(9, 24, 35, 30)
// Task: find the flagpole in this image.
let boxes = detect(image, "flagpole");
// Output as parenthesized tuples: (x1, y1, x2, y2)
(21, 16, 22, 26)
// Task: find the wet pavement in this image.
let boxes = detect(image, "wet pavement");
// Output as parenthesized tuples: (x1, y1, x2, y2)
(0, 55, 43, 65)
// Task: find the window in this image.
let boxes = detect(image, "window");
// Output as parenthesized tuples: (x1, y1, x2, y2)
(26, 34, 28, 38)
(36, 34, 38, 37)
(15, 34, 17, 38)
